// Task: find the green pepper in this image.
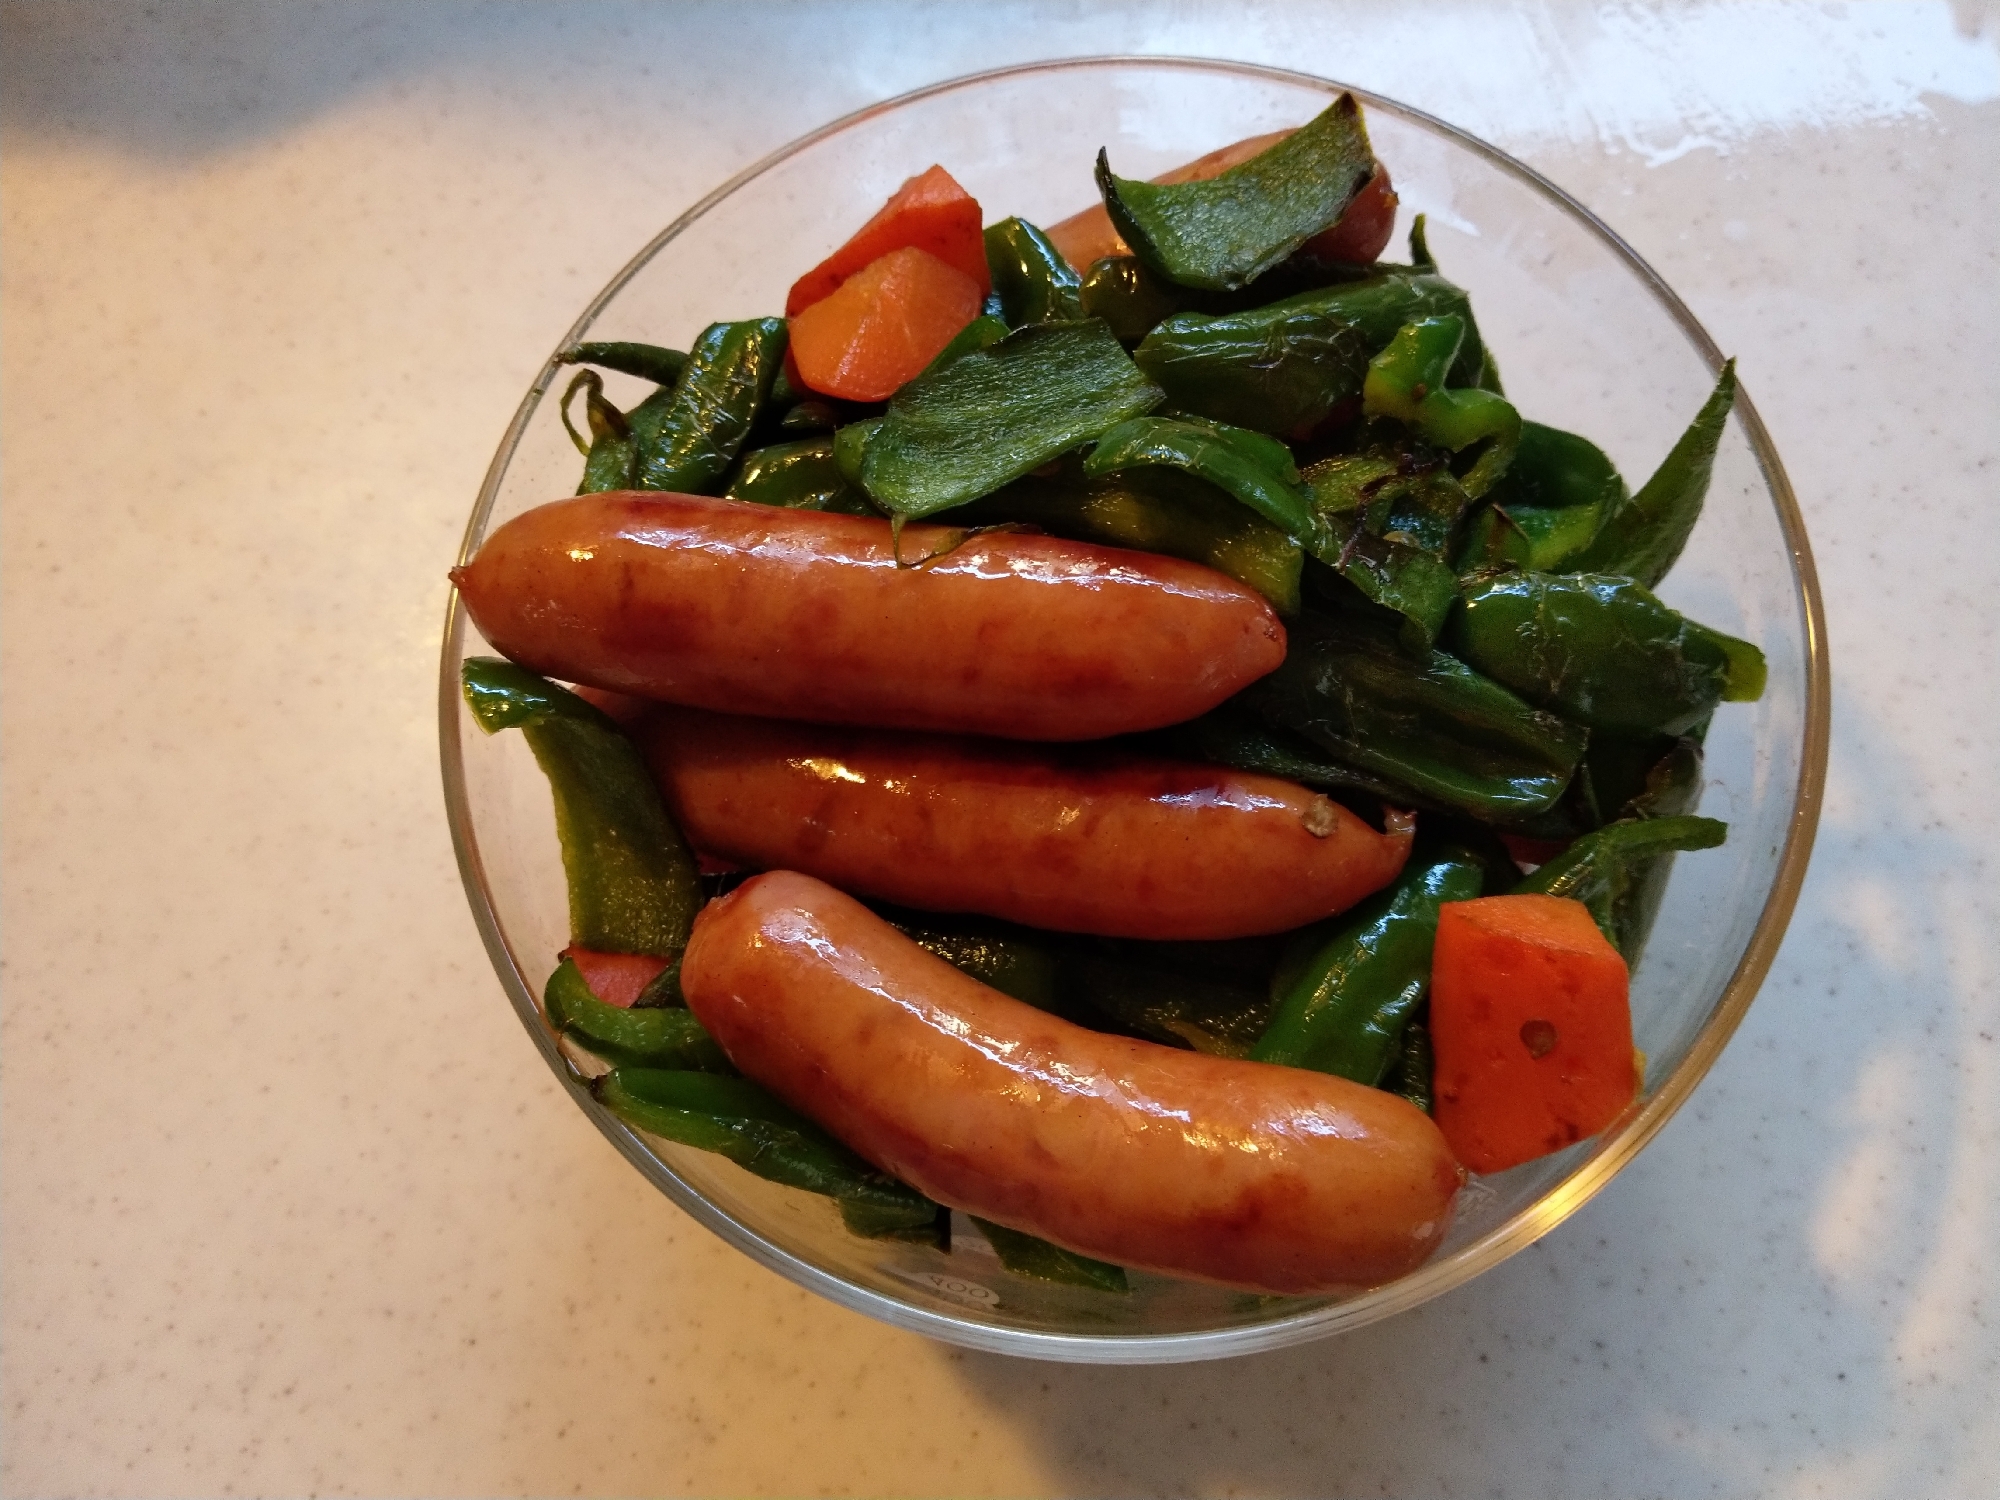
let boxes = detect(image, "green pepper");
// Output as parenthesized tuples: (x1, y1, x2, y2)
(1513, 814, 1727, 953)
(1243, 610, 1590, 822)
(894, 922, 1066, 1012)
(560, 340, 688, 387)
(631, 317, 788, 493)
(961, 463, 1303, 613)
(725, 437, 875, 514)
(559, 369, 639, 494)
(832, 417, 883, 487)
(971, 1217, 1129, 1293)
(1057, 949, 1274, 1057)
(923, 313, 1011, 377)
(1079, 255, 1187, 342)
(1451, 572, 1765, 736)
(1132, 304, 1368, 436)
(1096, 94, 1376, 291)
(1454, 499, 1605, 573)
(776, 398, 844, 435)
(1394, 1015, 1435, 1114)
(460, 659, 700, 955)
(1143, 704, 1423, 807)
(1083, 415, 1322, 544)
(985, 219, 1083, 325)
(1567, 361, 1736, 586)
(858, 320, 1162, 518)
(1362, 316, 1520, 499)
(543, 959, 733, 1071)
(1250, 849, 1485, 1081)
(594, 1068, 940, 1236)
(1314, 519, 1459, 650)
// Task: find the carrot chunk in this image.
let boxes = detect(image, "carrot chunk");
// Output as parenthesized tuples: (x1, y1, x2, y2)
(786, 164, 989, 317)
(559, 947, 673, 1009)
(788, 245, 983, 402)
(1430, 894, 1638, 1173)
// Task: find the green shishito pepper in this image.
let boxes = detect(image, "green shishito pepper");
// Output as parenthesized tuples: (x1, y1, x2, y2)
(1079, 255, 1188, 342)
(1244, 611, 1590, 822)
(460, 658, 700, 955)
(1394, 1016, 1435, 1114)
(1132, 303, 1368, 436)
(1145, 704, 1423, 806)
(1452, 572, 1766, 737)
(971, 1217, 1129, 1293)
(1083, 415, 1323, 545)
(858, 320, 1162, 518)
(1514, 814, 1727, 953)
(559, 370, 640, 495)
(542, 959, 733, 1072)
(725, 437, 874, 514)
(594, 1068, 941, 1239)
(560, 340, 689, 387)
(1362, 316, 1520, 499)
(1567, 361, 1736, 586)
(631, 317, 788, 493)
(1096, 93, 1376, 291)
(984, 218, 1083, 326)
(1251, 849, 1485, 1082)
(961, 463, 1303, 614)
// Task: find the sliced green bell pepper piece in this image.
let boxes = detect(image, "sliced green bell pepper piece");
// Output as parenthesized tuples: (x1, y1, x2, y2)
(1252, 849, 1486, 1083)
(543, 959, 733, 1071)
(984, 219, 1083, 325)
(631, 317, 788, 493)
(1132, 303, 1369, 436)
(1566, 361, 1736, 586)
(595, 1068, 939, 1234)
(858, 320, 1161, 518)
(1084, 415, 1322, 545)
(460, 658, 700, 955)
(1244, 611, 1590, 821)
(1451, 572, 1765, 736)
(1095, 94, 1376, 291)
(1362, 316, 1520, 499)
(971, 1217, 1129, 1293)
(725, 437, 875, 514)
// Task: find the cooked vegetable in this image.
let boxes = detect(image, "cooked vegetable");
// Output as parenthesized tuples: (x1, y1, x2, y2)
(459, 657, 700, 955)
(1083, 415, 1322, 541)
(983, 217, 1083, 325)
(1429, 894, 1638, 1174)
(971, 1217, 1129, 1293)
(544, 958, 731, 1071)
(559, 369, 640, 495)
(857, 319, 1162, 518)
(1132, 302, 1367, 435)
(559, 340, 688, 386)
(1361, 315, 1519, 498)
(1095, 94, 1376, 291)
(786, 163, 990, 315)
(1512, 813, 1727, 952)
(724, 435, 873, 513)
(631, 318, 788, 493)
(788, 245, 983, 401)
(1451, 572, 1766, 736)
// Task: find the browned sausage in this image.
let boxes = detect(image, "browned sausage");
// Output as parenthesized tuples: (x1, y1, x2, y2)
(452, 492, 1284, 741)
(1046, 129, 1399, 272)
(681, 871, 1464, 1293)
(639, 706, 1411, 939)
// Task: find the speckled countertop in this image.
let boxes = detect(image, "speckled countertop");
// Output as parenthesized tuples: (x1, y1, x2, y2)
(4, 3, 1997, 1495)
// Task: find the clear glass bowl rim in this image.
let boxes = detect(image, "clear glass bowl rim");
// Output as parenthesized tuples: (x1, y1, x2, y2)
(437, 55, 1832, 1364)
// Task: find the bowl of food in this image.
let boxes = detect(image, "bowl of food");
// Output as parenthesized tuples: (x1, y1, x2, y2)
(439, 57, 1827, 1362)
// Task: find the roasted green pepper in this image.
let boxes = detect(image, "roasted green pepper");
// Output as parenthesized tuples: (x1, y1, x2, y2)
(560, 340, 689, 387)
(558, 369, 641, 495)
(1251, 849, 1485, 1082)
(985, 218, 1083, 325)
(1567, 361, 1736, 586)
(1362, 316, 1520, 498)
(594, 1067, 940, 1235)
(460, 658, 700, 955)
(858, 320, 1162, 518)
(1083, 415, 1323, 544)
(1451, 572, 1766, 736)
(542, 959, 733, 1071)
(971, 1217, 1129, 1293)
(1513, 814, 1727, 951)
(631, 317, 788, 493)
(725, 436, 874, 514)
(1132, 303, 1368, 435)
(1096, 94, 1376, 291)
(1243, 610, 1590, 821)
(1144, 704, 1424, 807)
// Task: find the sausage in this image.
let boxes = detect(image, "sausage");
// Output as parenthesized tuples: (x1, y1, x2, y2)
(1046, 130, 1399, 272)
(452, 492, 1284, 741)
(680, 871, 1464, 1293)
(639, 706, 1412, 939)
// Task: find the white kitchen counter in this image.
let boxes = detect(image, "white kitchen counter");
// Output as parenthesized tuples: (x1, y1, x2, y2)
(4, 3, 1996, 1494)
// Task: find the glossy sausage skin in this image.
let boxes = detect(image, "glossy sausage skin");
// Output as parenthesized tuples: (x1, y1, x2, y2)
(639, 706, 1412, 939)
(452, 493, 1285, 741)
(681, 872, 1464, 1293)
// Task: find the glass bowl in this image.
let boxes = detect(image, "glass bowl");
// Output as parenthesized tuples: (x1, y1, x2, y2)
(439, 57, 1829, 1363)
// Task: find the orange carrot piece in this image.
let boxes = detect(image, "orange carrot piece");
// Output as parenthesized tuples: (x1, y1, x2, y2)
(787, 245, 983, 402)
(1430, 894, 1638, 1174)
(785, 164, 989, 317)
(560, 947, 673, 1009)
